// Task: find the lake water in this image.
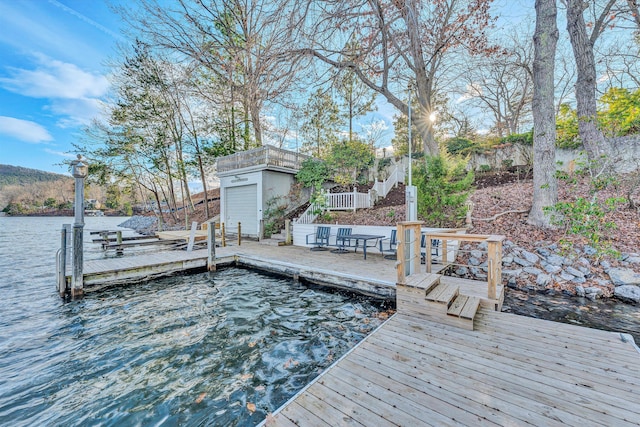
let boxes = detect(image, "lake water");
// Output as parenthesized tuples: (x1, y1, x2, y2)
(0, 217, 390, 426)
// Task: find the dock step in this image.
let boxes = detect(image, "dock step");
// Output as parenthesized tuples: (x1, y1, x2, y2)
(259, 238, 287, 246)
(446, 295, 481, 330)
(425, 283, 459, 306)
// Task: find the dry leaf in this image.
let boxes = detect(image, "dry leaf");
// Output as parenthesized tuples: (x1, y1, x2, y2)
(246, 402, 256, 413)
(195, 392, 206, 404)
(240, 373, 253, 381)
(248, 341, 257, 348)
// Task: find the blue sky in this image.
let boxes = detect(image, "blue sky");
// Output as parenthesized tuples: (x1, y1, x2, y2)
(0, 0, 124, 175)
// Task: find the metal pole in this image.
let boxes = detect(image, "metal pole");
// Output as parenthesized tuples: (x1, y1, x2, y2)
(408, 83, 412, 187)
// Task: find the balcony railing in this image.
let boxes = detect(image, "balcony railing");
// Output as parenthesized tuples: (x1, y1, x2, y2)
(216, 145, 310, 174)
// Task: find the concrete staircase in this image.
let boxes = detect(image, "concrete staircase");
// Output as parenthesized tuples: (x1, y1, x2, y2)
(396, 273, 481, 331)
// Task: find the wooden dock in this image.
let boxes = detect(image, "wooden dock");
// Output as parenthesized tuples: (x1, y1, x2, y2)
(263, 309, 640, 427)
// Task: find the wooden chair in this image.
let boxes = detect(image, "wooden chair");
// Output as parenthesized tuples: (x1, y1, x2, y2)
(331, 227, 353, 253)
(379, 229, 397, 259)
(306, 226, 331, 251)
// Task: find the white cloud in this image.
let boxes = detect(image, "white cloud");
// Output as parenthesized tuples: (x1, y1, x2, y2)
(0, 54, 109, 99)
(44, 148, 76, 158)
(0, 116, 53, 143)
(47, 98, 106, 127)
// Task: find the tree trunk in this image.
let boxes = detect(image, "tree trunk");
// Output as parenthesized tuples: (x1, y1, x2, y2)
(528, 0, 559, 228)
(565, 0, 610, 161)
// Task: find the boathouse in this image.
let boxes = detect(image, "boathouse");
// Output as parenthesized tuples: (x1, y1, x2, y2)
(216, 145, 309, 238)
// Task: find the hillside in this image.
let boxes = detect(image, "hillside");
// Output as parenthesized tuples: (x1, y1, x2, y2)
(0, 164, 68, 188)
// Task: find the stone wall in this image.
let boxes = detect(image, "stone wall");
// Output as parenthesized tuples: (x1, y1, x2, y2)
(468, 135, 640, 173)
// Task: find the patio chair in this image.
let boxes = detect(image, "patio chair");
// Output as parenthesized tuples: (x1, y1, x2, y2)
(331, 227, 353, 253)
(420, 234, 441, 264)
(306, 226, 331, 251)
(379, 229, 397, 259)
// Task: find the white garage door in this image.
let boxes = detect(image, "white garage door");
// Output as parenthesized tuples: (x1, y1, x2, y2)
(225, 184, 258, 236)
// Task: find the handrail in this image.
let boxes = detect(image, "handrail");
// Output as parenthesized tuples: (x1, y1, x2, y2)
(216, 145, 311, 173)
(424, 232, 504, 300)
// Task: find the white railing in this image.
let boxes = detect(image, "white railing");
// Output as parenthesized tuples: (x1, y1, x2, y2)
(295, 202, 322, 224)
(217, 145, 310, 173)
(326, 188, 373, 211)
(372, 164, 404, 200)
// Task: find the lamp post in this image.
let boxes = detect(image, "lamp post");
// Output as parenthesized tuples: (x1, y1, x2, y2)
(406, 83, 417, 222)
(71, 155, 88, 299)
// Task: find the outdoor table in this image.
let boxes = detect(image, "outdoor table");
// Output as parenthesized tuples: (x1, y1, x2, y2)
(349, 234, 385, 260)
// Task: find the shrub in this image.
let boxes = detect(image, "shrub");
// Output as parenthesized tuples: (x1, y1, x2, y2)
(414, 153, 474, 227)
(296, 158, 329, 188)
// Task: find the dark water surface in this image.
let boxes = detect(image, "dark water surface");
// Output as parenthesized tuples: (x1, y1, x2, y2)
(0, 217, 388, 426)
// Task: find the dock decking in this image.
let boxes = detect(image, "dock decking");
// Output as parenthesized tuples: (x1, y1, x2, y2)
(265, 309, 640, 427)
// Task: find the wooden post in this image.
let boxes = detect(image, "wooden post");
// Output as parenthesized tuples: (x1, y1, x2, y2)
(285, 219, 292, 245)
(237, 222, 241, 246)
(116, 230, 123, 256)
(397, 223, 406, 279)
(426, 234, 433, 273)
(412, 225, 421, 274)
(207, 222, 216, 271)
(187, 221, 198, 252)
(487, 235, 504, 301)
(71, 224, 84, 299)
(221, 223, 226, 247)
(58, 225, 69, 297)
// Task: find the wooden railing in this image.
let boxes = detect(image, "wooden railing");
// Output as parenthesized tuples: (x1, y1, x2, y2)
(216, 145, 310, 173)
(424, 232, 504, 300)
(295, 202, 322, 224)
(395, 222, 504, 301)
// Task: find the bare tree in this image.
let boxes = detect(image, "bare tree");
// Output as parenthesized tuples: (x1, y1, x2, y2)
(463, 33, 534, 136)
(120, 0, 308, 149)
(301, 0, 498, 156)
(529, 0, 559, 227)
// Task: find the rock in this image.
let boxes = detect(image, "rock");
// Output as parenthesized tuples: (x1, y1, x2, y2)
(455, 266, 468, 276)
(468, 257, 481, 266)
(584, 287, 603, 297)
(536, 274, 552, 286)
(470, 267, 482, 276)
(502, 256, 514, 266)
(614, 285, 640, 303)
(577, 266, 591, 276)
(478, 241, 488, 250)
(600, 260, 611, 270)
(576, 285, 586, 297)
(544, 264, 562, 274)
(507, 277, 518, 288)
(513, 257, 532, 267)
(537, 248, 551, 257)
(546, 254, 565, 266)
(571, 276, 586, 284)
(521, 250, 540, 264)
(583, 245, 598, 256)
(627, 256, 640, 264)
(559, 271, 575, 281)
(475, 273, 488, 280)
(470, 249, 483, 259)
(608, 268, 640, 286)
(504, 240, 515, 247)
(524, 267, 543, 276)
(503, 269, 523, 276)
(565, 266, 585, 278)
(577, 257, 590, 267)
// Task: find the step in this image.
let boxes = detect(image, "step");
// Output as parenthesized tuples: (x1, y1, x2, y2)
(425, 283, 459, 306)
(446, 295, 481, 331)
(404, 273, 441, 294)
(258, 238, 287, 246)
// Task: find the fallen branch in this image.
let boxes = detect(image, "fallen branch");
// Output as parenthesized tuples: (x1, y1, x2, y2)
(471, 209, 530, 222)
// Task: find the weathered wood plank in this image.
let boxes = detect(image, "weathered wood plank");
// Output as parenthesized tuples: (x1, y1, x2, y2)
(447, 295, 468, 317)
(459, 296, 481, 320)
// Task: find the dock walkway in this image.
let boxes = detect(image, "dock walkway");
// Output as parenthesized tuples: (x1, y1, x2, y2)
(265, 309, 640, 426)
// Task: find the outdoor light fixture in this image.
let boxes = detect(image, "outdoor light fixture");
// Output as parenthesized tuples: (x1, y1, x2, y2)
(72, 156, 88, 179)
